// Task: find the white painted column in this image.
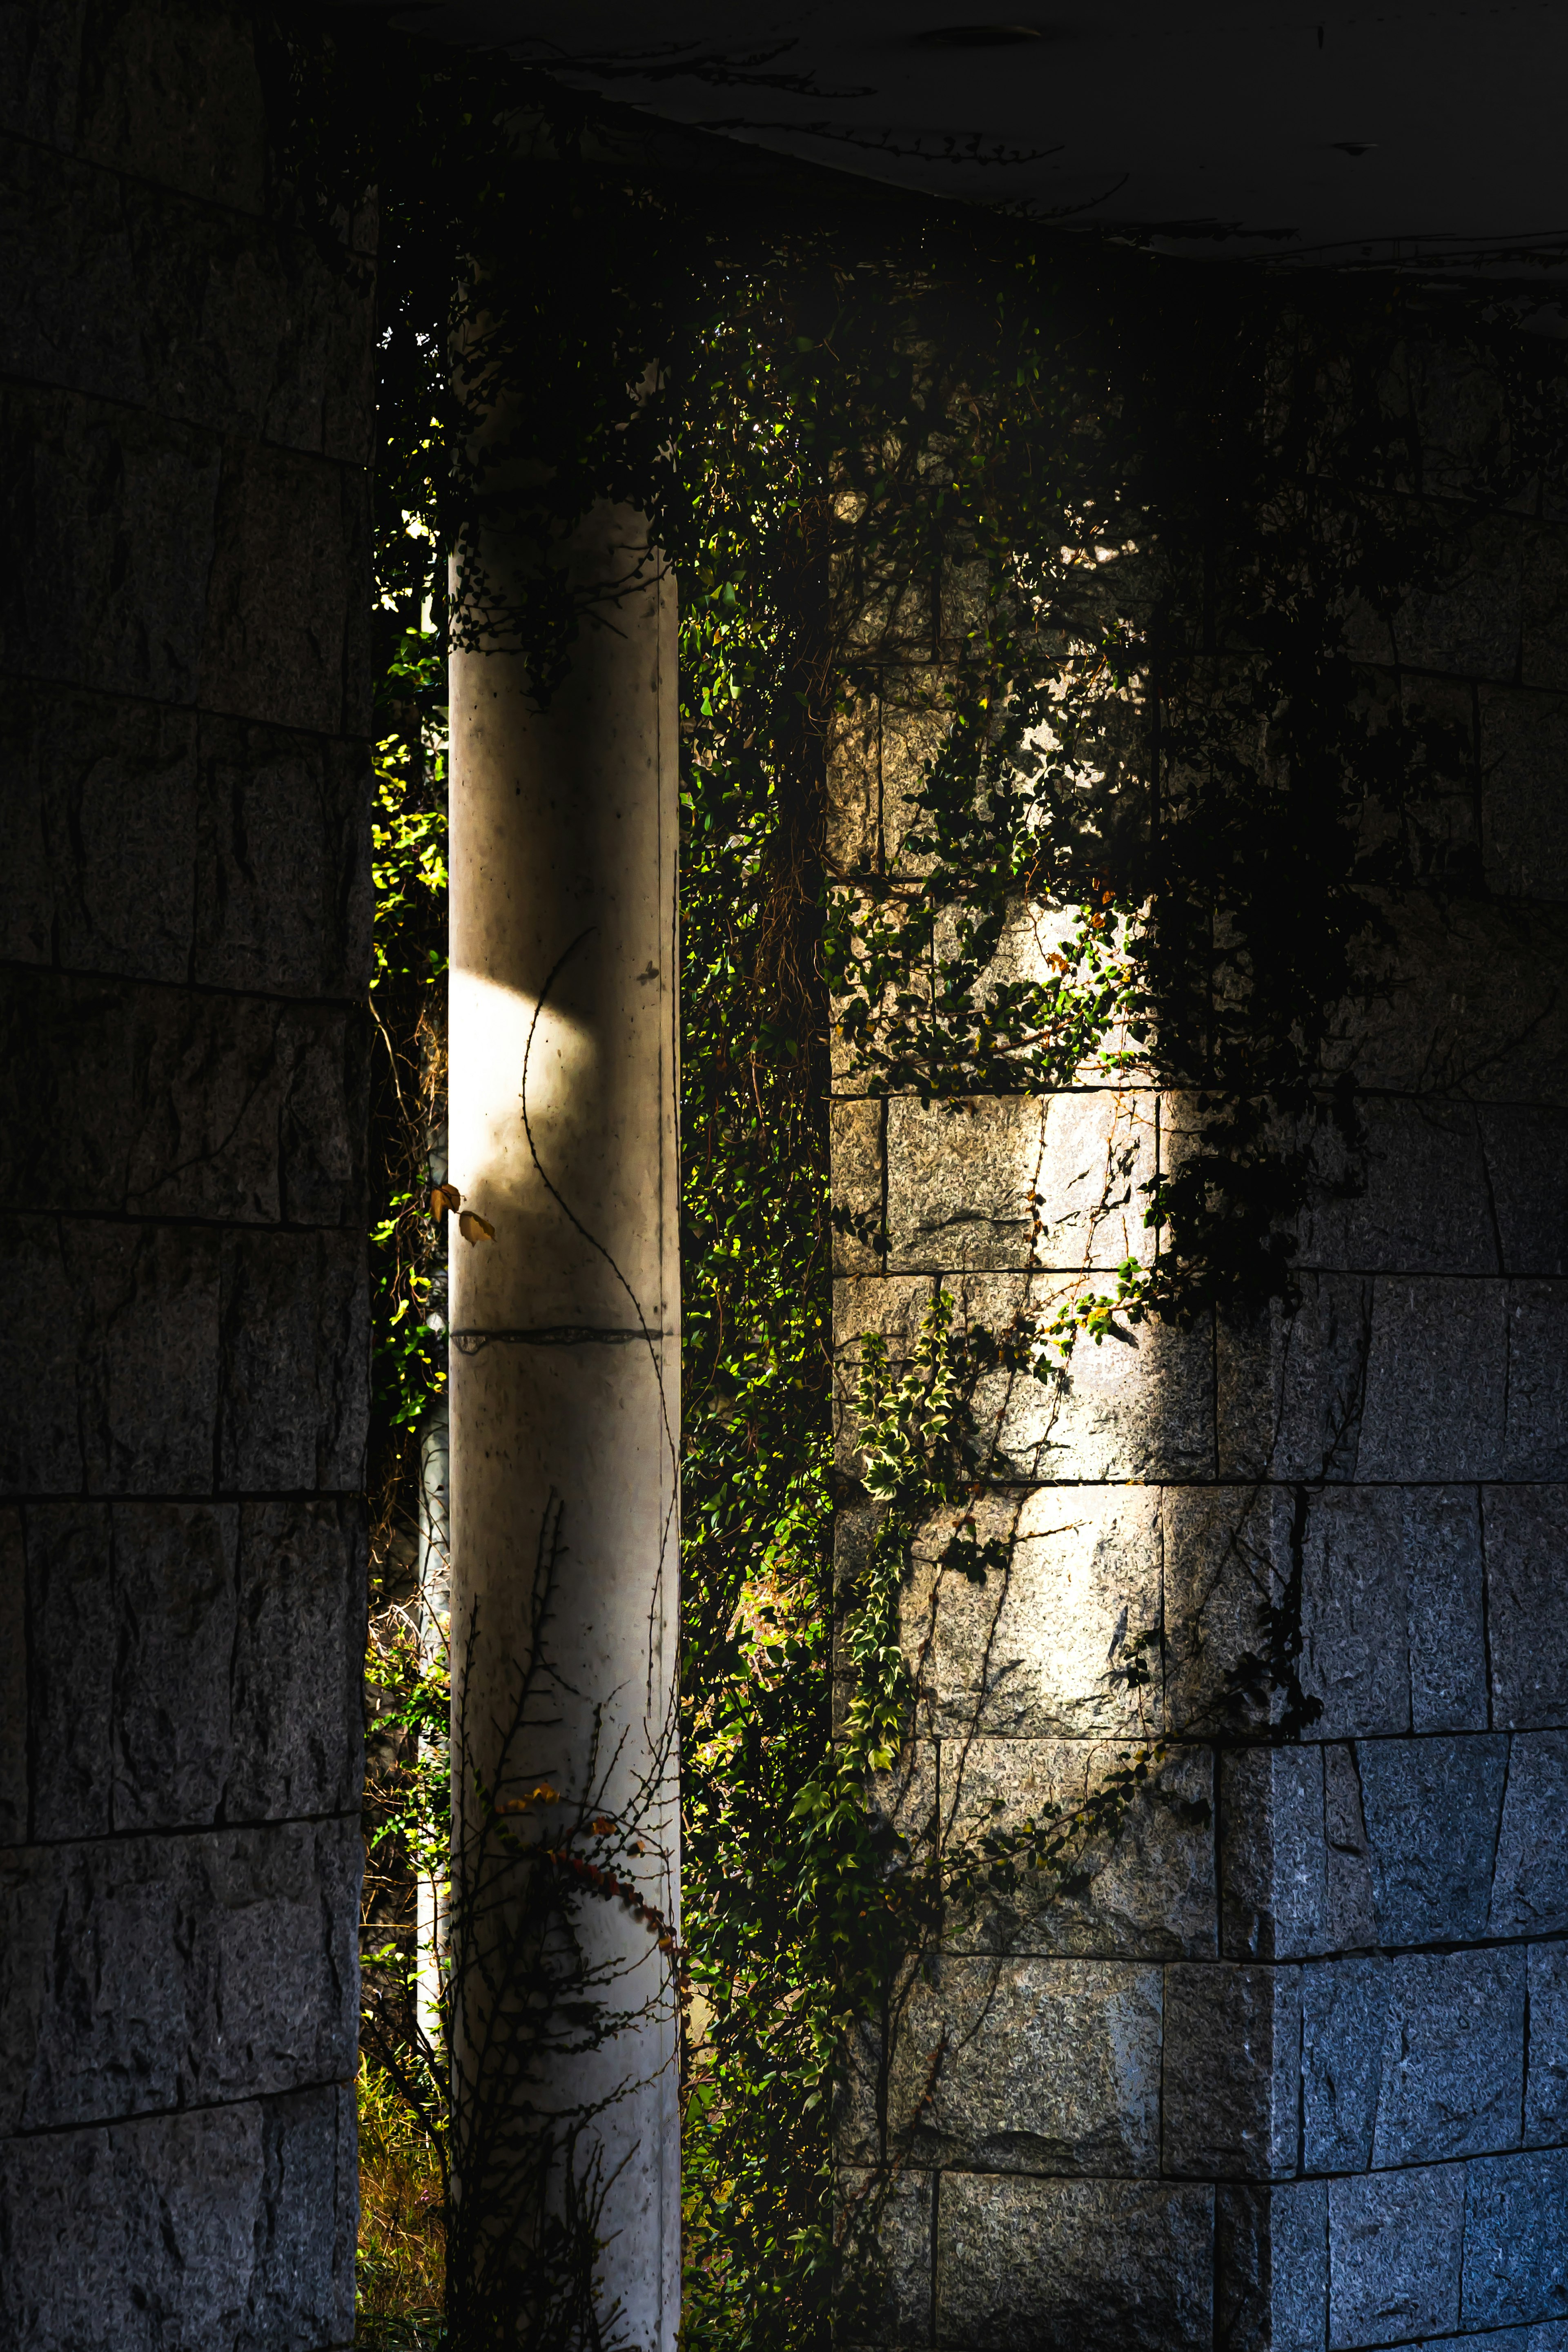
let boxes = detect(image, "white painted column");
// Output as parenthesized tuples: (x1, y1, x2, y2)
(448, 504, 679, 2349)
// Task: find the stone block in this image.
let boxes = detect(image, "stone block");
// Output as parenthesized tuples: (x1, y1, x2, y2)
(942, 1738, 1216, 1960)
(885, 1089, 1155, 1275)
(22, 1500, 113, 1838)
(1505, 1284, 1568, 1479)
(1356, 506, 1523, 681)
(1490, 1733, 1568, 1937)
(1372, 1947, 1526, 2167)
(833, 1274, 935, 1471)
(1220, 1745, 1329, 1962)
(880, 694, 953, 870)
(825, 696, 879, 873)
(1357, 1276, 1509, 1481)
(1329, 2165, 1466, 2347)
(1336, 892, 1568, 1105)
(217, 1229, 368, 1492)
(1323, 1741, 1381, 1951)
(1481, 687, 1568, 902)
(1164, 1485, 1296, 1737)
(948, 1272, 1213, 1482)
(1300, 1485, 1410, 1740)
(934, 2172, 1213, 2351)
(831, 1096, 886, 1276)
(0, 1219, 85, 1490)
(1522, 525, 1568, 695)
(0, 684, 199, 977)
(109, 1501, 238, 1832)
(0, 383, 223, 703)
(1407, 1486, 1489, 1733)
(1304, 1956, 1390, 2174)
(0, 1513, 24, 1844)
(911, 1485, 1162, 1740)
(1216, 2180, 1329, 2352)
(838, 2167, 933, 2345)
(194, 717, 372, 999)
(1162, 1962, 1300, 2179)
(1484, 1488, 1568, 1729)
(1482, 1104, 1568, 1279)
(1217, 1276, 1372, 1483)
(1302, 1096, 1498, 1274)
(198, 441, 354, 735)
(0, 1817, 360, 2133)
(73, 0, 267, 214)
(20, 1495, 362, 1838)
(873, 1953, 1162, 2174)
(1462, 2148, 1568, 2330)
(1525, 1943, 1568, 2147)
(1358, 1733, 1509, 1945)
(65, 1220, 220, 1494)
(226, 1499, 365, 1824)
(0, 2086, 356, 2351)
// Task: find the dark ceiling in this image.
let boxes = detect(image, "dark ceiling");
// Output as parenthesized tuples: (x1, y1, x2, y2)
(396, 1, 1568, 270)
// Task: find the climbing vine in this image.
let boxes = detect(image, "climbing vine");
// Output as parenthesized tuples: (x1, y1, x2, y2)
(273, 15, 1568, 2348)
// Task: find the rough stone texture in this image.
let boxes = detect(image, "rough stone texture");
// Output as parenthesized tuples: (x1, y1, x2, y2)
(832, 327, 1568, 2352)
(0, 8, 373, 2339)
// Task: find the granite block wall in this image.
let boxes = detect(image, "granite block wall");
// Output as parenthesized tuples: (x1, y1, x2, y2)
(0, 6, 374, 2344)
(832, 332, 1568, 2349)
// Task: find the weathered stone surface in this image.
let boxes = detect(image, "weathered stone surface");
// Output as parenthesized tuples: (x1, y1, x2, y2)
(1358, 1276, 1509, 1480)
(1220, 1746, 1328, 1961)
(1217, 2180, 1329, 2352)
(1408, 1486, 1489, 1733)
(1323, 1742, 1381, 1951)
(194, 716, 372, 998)
(110, 1501, 238, 1832)
(0, 383, 223, 702)
(1462, 2148, 1568, 2330)
(1301, 1485, 1410, 1740)
(1481, 686, 1568, 902)
(1217, 1276, 1372, 1483)
(1372, 1947, 1526, 2167)
(942, 1739, 1216, 1960)
(217, 1229, 368, 1492)
(935, 2172, 1213, 2351)
(1302, 1096, 1499, 1274)
(1522, 524, 1568, 694)
(1358, 1733, 1509, 1945)
(1162, 1962, 1300, 2179)
(72, 0, 268, 215)
(838, 2167, 932, 2346)
(23, 1499, 114, 1838)
(0, 972, 368, 1226)
(1483, 1488, 1568, 1729)
(879, 696, 951, 870)
(875, 1954, 1162, 2174)
(68, 1219, 220, 1492)
(1329, 2164, 1466, 2347)
(19, 1497, 363, 1838)
(0, 2087, 356, 2351)
(1526, 1943, 1568, 2147)
(825, 695, 879, 873)
(0, 136, 373, 462)
(0, 1512, 27, 1844)
(1505, 1284, 1568, 1480)
(0, 1817, 360, 2132)
(911, 1486, 1162, 1740)
(1334, 893, 1568, 1104)
(1342, 506, 1523, 681)
(198, 441, 355, 734)
(1490, 1733, 1568, 1937)
(1164, 1485, 1295, 1736)
(227, 1500, 365, 1824)
(885, 1090, 1155, 1274)
(943, 1272, 1212, 1481)
(831, 1097, 886, 1277)
(1304, 1956, 1390, 2173)
(1482, 1104, 1568, 1279)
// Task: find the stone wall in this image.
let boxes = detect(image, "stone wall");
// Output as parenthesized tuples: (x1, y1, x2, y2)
(832, 327, 1568, 2350)
(0, 5, 374, 2343)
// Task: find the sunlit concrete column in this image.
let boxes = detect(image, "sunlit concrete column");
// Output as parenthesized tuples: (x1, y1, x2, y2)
(448, 505, 679, 2347)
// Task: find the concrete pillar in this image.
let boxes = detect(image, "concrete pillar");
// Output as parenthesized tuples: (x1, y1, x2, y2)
(448, 505, 680, 2345)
